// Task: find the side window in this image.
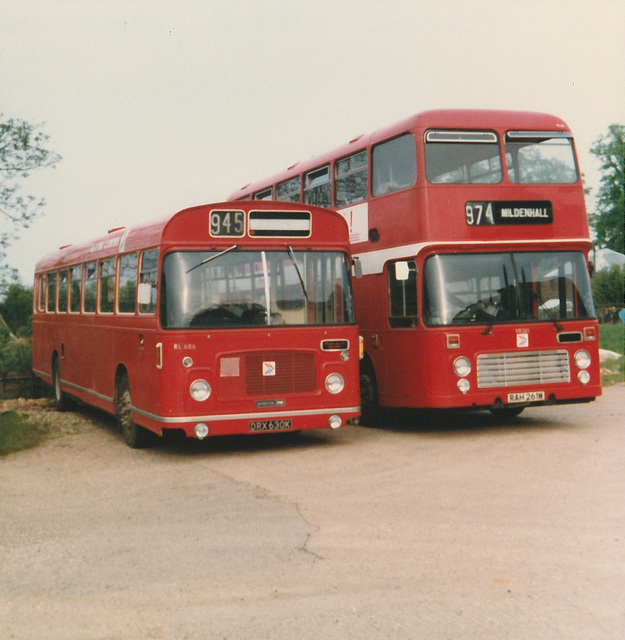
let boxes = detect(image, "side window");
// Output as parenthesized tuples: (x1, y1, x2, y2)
(118, 253, 138, 314)
(57, 268, 68, 313)
(388, 260, 417, 328)
(335, 150, 368, 207)
(83, 262, 97, 313)
(36, 274, 46, 312)
(276, 176, 301, 202)
(139, 249, 158, 314)
(69, 265, 82, 313)
(304, 165, 331, 209)
(372, 134, 417, 196)
(99, 258, 116, 314)
(47, 271, 57, 313)
(253, 187, 273, 200)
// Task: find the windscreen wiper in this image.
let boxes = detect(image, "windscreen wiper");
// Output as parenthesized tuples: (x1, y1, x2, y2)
(532, 289, 564, 332)
(186, 245, 238, 273)
(287, 244, 308, 302)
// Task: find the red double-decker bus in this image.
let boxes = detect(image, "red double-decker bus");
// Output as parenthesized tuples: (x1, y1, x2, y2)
(230, 109, 601, 416)
(33, 201, 360, 447)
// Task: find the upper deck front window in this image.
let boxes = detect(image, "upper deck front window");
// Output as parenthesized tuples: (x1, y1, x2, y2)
(425, 130, 502, 184)
(161, 249, 355, 329)
(505, 131, 578, 184)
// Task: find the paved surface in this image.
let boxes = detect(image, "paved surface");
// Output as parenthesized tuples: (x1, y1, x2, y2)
(1, 385, 623, 639)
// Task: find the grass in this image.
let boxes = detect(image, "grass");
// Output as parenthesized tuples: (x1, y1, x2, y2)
(599, 323, 625, 385)
(0, 411, 49, 456)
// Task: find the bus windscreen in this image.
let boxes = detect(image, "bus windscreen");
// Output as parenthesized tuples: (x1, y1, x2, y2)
(422, 251, 596, 327)
(161, 249, 355, 329)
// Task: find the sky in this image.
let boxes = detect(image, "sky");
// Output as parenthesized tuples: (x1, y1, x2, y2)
(1, 0, 624, 284)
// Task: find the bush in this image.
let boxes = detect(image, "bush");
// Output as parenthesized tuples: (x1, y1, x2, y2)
(592, 265, 624, 310)
(0, 339, 32, 375)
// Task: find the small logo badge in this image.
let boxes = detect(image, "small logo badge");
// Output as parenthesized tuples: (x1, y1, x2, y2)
(516, 333, 529, 348)
(263, 361, 276, 376)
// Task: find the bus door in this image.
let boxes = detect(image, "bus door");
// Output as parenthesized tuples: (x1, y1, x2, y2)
(377, 259, 420, 406)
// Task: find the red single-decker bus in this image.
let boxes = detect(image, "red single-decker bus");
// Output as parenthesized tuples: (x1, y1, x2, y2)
(33, 201, 360, 446)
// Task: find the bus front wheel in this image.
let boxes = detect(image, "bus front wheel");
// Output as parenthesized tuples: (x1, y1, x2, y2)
(52, 358, 67, 412)
(489, 405, 525, 418)
(115, 374, 153, 449)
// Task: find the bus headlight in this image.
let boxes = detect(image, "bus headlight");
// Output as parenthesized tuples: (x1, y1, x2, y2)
(190, 379, 211, 401)
(453, 356, 472, 377)
(574, 349, 591, 370)
(457, 378, 470, 394)
(578, 370, 590, 385)
(325, 373, 345, 394)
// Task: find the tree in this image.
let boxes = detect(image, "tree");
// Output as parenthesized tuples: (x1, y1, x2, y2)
(0, 116, 61, 289)
(589, 124, 624, 254)
(0, 283, 32, 336)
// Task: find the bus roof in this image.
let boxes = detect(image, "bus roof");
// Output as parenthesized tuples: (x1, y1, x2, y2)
(230, 109, 572, 198)
(34, 200, 350, 273)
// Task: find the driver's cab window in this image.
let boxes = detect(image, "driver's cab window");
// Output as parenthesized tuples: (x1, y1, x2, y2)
(388, 260, 417, 327)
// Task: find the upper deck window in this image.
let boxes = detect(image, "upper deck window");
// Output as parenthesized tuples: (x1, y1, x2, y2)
(253, 187, 274, 201)
(335, 150, 368, 207)
(425, 130, 502, 184)
(505, 131, 578, 184)
(304, 165, 331, 209)
(372, 134, 416, 196)
(277, 176, 301, 202)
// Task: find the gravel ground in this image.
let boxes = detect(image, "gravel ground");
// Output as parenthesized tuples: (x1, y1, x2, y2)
(0, 386, 623, 640)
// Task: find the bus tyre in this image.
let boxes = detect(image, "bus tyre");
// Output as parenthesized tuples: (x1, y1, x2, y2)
(489, 405, 525, 418)
(360, 359, 381, 425)
(52, 359, 67, 412)
(115, 374, 153, 449)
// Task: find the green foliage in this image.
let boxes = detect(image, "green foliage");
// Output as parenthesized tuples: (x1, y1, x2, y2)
(0, 410, 48, 456)
(0, 116, 61, 288)
(0, 339, 32, 375)
(0, 282, 33, 334)
(589, 124, 625, 253)
(599, 322, 624, 386)
(599, 323, 624, 355)
(591, 265, 624, 306)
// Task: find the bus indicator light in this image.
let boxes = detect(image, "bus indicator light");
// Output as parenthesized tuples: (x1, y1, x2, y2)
(447, 334, 460, 349)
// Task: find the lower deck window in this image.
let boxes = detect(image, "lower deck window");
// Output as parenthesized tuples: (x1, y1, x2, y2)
(423, 251, 595, 326)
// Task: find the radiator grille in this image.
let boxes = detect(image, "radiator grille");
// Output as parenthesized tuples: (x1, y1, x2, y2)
(246, 352, 316, 395)
(477, 350, 570, 388)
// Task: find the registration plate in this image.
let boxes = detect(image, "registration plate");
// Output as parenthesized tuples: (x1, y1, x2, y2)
(249, 419, 292, 432)
(507, 391, 545, 403)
